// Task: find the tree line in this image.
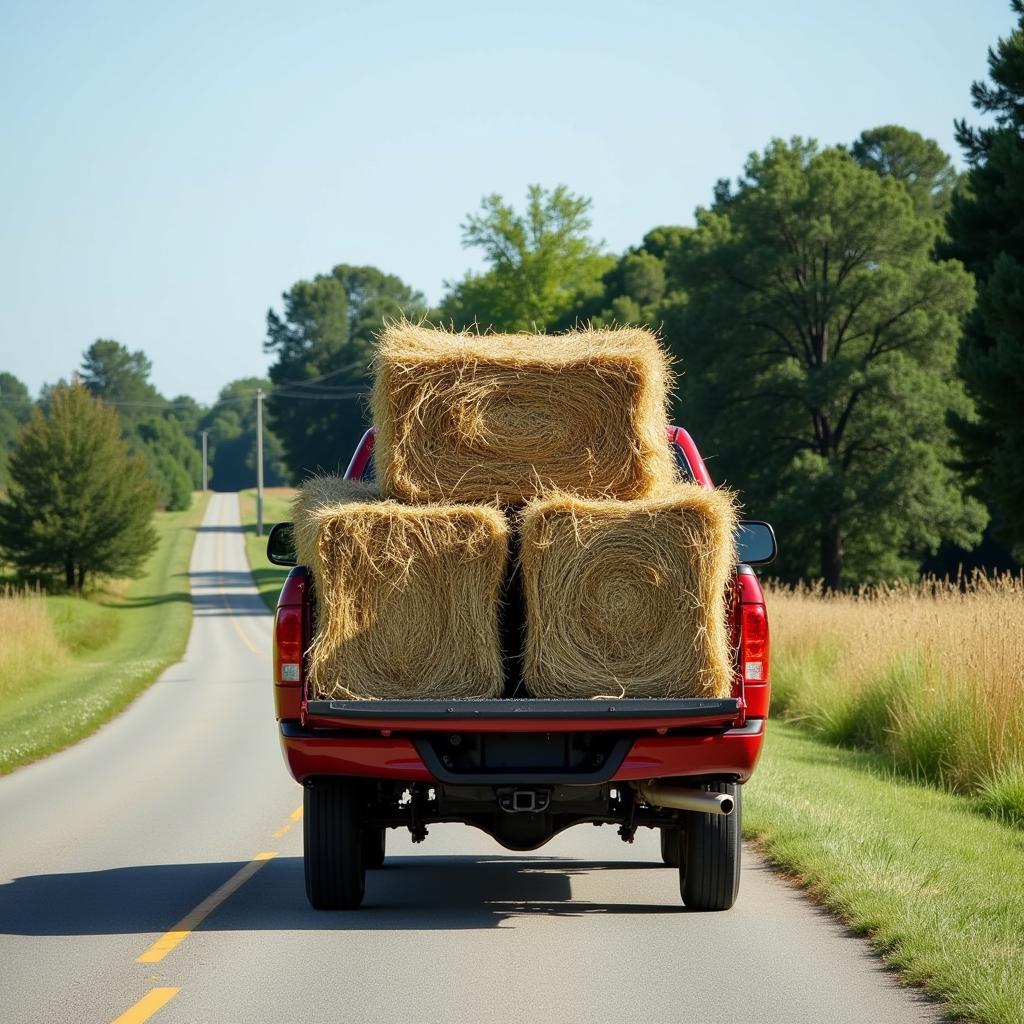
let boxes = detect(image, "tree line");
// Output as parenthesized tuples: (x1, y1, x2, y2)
(2, 3, 1022, 590)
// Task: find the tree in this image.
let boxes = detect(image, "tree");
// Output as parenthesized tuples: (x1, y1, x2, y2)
(0, 384, 158, 590)
(441, 185, 613, 331)
(81, 340, 160, 403)
(79, 340, 200, 508)
(555, 226, 693, 331)
(851, 125, 959, 221)
(265, 264, 426, 479)
(200, 378, 288, 491)
(668, 138, 984, 588)
(0, 372, 33, 488)
(942, 1, 1024, 558)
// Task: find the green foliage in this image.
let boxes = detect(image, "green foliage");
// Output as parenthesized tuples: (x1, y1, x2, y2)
(850, 124, 959, 221)
(0, 372, 33, 488)
(667, 138, 984, 587)
(81, 340, 159, 403)
(943, 2, 1024, 558)
(201, 377, 288, 491)
(0, 383, 158, 590)
(441, 185, 613, 331)
(80, 339, 199, 509)
(265, 264, 426, 479)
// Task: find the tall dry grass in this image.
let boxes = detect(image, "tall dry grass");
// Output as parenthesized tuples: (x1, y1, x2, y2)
(767, 574, 1024, 805)
(0, 586, 68, 698)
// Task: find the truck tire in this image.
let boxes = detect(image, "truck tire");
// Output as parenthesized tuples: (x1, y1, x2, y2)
(304, 779, 365, 910)
(659, 826, 681, 867)
(680, 782, 741, 911)
(362, 827, 386, 869)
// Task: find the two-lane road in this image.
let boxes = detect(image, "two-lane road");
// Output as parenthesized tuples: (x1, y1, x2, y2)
(0, 494, 938, 1023)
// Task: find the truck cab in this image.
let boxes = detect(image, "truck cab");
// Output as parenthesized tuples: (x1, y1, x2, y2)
(269, 426, 774, 912)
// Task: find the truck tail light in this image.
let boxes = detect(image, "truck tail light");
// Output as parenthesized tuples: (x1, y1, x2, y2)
(274, 605, 304, 686)
(740, 603, 769, 683)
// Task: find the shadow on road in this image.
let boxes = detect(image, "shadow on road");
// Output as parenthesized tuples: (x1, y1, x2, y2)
(0, 854, 684, 936)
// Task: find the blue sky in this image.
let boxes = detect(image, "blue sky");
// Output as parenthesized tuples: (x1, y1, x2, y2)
(0, 0, 1012, 401)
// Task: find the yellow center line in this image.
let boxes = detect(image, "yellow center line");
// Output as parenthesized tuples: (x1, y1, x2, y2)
(110, 988, 179, 1024)
(136, 853, 277, 964)
(271, 805, 304, 839)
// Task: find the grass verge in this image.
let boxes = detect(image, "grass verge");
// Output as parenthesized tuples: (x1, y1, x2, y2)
(0, 495, 209, 773)
(238, 487, 295, 611)
(747, 722, 1024, 1024)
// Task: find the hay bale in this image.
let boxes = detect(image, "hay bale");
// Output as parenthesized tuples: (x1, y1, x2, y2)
(519, 484, 738, 699)
(372, 321, 677, 505)
(292, 475, 509, 700)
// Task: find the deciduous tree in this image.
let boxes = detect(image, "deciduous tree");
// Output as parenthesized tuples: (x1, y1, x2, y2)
(441, 185, 612, 331)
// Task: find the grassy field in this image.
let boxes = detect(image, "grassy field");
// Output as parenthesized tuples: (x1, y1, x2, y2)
(746, 723, 1024, 1024)
(0, 495, 209, 773)
(238, 487, 296, 611)
(767, 575, 1024, 818)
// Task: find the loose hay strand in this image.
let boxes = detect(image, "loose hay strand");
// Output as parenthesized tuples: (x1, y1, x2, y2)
(519, 485, 739, 700)
(292, 475, 509, 701)
(372, 321, 678, 505)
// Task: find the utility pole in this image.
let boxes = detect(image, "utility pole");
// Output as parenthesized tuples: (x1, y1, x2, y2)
(200, 430, 209, 492)
(256, 388, 265, 537)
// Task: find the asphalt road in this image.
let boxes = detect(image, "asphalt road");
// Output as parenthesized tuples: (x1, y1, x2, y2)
(0, 493, 940, 1024)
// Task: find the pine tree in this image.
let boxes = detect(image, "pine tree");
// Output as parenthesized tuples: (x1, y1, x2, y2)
(942, 1, 1024, 557)
(0, 384, 158, 590)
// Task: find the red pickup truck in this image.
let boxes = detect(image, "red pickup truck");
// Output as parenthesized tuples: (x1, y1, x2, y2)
(267, 426, 775, 912)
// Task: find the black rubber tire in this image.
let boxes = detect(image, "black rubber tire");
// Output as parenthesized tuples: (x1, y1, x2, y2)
(680, 782, 741, 911)
(304, 779, 366, 910)
(361, 826, 386, 869)
(659, 826, 681, 867)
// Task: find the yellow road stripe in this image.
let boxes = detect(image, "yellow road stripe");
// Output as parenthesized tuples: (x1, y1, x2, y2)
(111, 988, 179, 1024)
(271, 805, 304, 839)
(136, 853, 277, 964)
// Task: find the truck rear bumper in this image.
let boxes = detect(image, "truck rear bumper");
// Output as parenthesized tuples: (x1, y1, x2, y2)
(279, 717, 766, 785)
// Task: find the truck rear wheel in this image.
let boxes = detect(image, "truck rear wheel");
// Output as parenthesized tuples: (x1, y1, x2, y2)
(304, 779, 365, 910)
(680, 782, 741, 911)
(361, 826, 386, 869)
(659, 826, 681, 867)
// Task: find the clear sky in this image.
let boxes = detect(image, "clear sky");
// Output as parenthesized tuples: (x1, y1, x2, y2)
(0, 0, 1012, 402)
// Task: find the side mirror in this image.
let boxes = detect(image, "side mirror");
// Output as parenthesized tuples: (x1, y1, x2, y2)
(736, 521, 777, 566)
(266, 522, 297, 566)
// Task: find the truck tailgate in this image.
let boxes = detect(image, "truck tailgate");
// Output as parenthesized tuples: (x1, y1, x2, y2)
(304, 697, 742, 733)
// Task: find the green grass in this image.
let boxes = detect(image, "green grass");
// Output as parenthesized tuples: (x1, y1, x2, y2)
(238, 487, 295, 611)
(0, 495, 209, 773)
(747, 722, 1024, 1024)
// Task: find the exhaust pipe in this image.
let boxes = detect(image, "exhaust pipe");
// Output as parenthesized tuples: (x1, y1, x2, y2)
(634, 782, 734, 816)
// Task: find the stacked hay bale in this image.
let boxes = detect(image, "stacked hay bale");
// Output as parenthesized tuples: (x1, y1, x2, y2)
(292, 475, 508, 700)
(371, 323, 678, 504)
(294, 320, 737, 701)
(518, 488, 737, 699)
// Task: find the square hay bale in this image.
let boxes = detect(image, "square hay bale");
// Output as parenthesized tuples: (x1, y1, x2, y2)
(293, 475, 509, 700)
(371, 322, 678, 505)
(519, 485, 738, 699)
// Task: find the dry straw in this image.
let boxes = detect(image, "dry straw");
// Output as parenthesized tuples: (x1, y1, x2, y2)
(372, 321, 678, 505)
(292, 475, 509, 700)
(519, 484, 739, 699)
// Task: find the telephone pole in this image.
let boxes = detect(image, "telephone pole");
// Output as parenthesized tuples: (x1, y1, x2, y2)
(200, 430, 209, 492)
(256, 388, 265, 537)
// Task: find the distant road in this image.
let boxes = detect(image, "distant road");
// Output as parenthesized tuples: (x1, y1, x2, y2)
(0, 494, 939, 1024)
